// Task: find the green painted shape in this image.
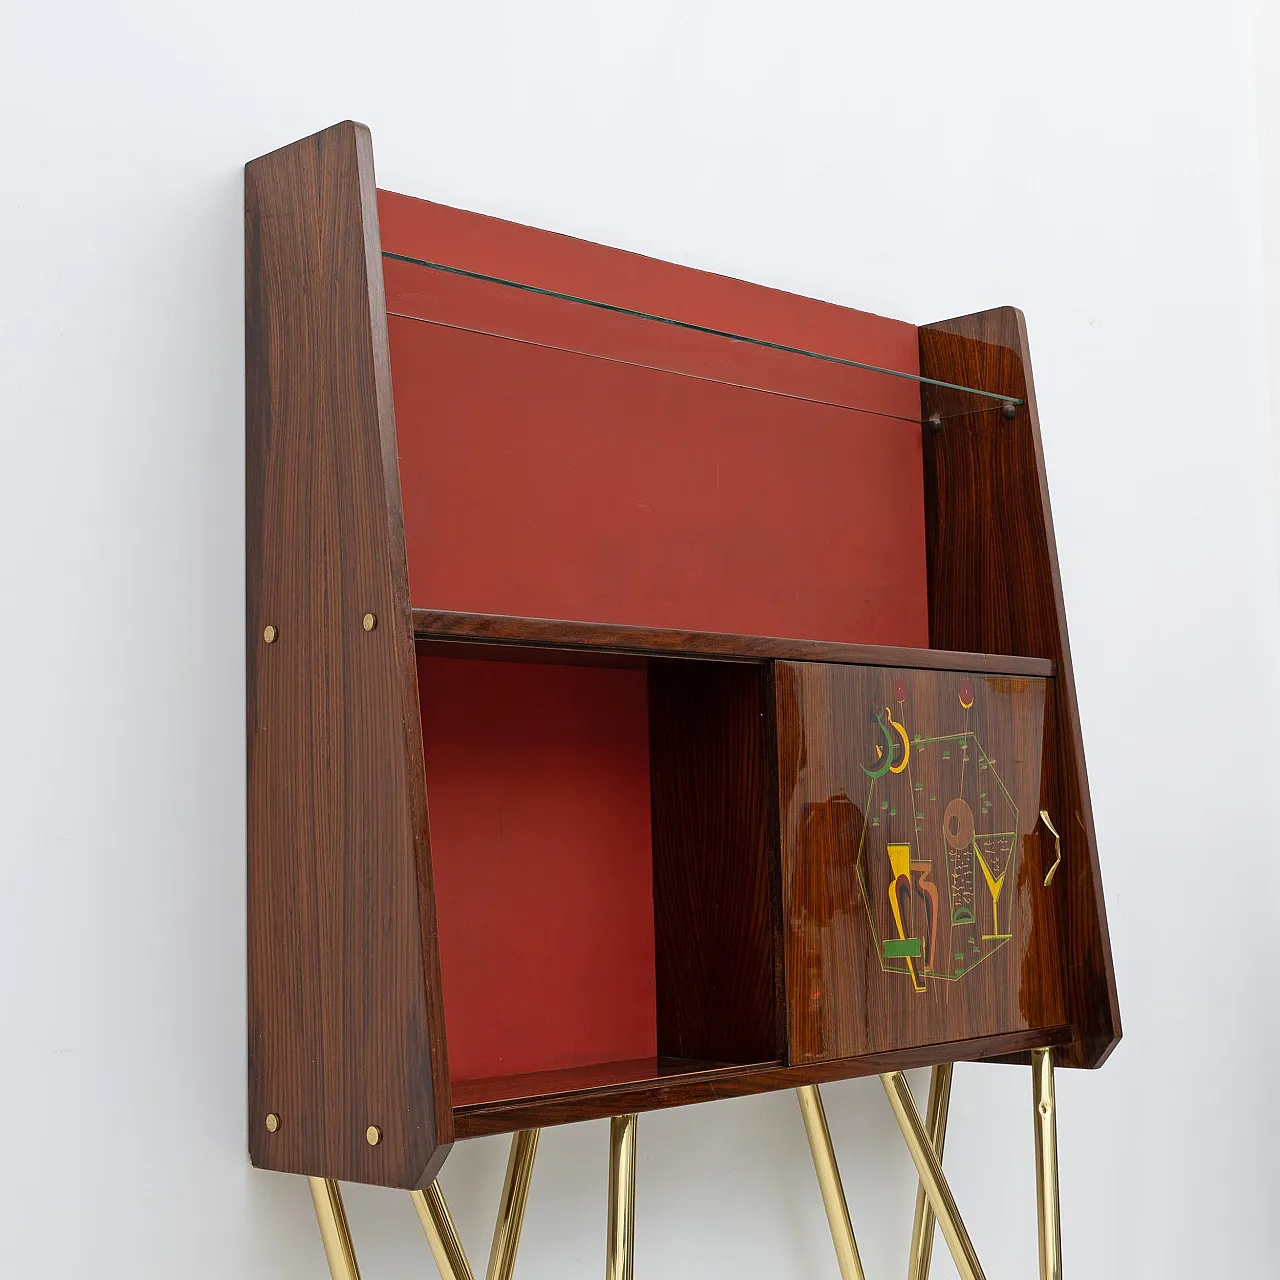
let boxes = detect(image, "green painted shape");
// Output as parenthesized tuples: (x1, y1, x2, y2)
(883, 938, 923, 958)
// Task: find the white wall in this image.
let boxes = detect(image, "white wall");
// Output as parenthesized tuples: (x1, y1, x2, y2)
(3, 2, 1278, 1275)
(1256, 0, 1280, 583)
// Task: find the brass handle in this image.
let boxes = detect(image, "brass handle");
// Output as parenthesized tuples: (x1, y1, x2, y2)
(1039, 810, 1061, 886)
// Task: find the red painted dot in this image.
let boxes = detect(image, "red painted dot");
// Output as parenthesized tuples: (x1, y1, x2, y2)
(893, 679, 906, 703)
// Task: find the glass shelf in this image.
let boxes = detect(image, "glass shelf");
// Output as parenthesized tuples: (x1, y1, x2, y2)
(381, 250, 1020, 429)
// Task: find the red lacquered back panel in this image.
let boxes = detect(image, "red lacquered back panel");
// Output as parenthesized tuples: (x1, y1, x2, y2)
(418, 655, 657, 1083)
(379, 190, 929, 647)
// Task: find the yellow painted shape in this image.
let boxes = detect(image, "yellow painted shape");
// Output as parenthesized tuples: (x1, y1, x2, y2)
(887, 708, 911, 773)
(887, 842, 912, 881)
(886, 842, 911, 941)
(974, 839, 1007, 937)
(886, 842, 925, 992)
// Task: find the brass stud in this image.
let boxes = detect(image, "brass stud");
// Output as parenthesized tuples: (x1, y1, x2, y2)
(265, 1113, 280, 1133)
(362, 613, 377, 632)
(263, 625, 278, 644)
(366, 1125, 382, 1146)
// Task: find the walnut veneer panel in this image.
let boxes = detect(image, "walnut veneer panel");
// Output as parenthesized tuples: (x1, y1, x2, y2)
(775, 662, 1065, 1064)
(246, 121, 451, 1188)
(920, 308, 1120, 1068)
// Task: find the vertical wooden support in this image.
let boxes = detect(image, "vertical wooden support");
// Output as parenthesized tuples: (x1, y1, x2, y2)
(919, 309, 1120, 1069)
(245, 120, 452, 1188)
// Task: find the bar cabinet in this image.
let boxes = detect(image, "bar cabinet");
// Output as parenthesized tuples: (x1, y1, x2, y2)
(246, 120, 1119, 1280)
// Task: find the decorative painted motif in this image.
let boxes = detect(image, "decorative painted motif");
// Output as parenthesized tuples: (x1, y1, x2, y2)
(858, 680, 1020, 992)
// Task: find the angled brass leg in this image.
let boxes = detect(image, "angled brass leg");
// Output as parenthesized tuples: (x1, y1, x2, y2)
(1032, 1049, 1062, 1280)
(606, 1114, 638, 1280)
(411, 1182, 476, 1280)
(907, 1063, 954, 1280)
(488, 1129, 541, 1280)
(796, 1086, 867, 1280)
(308, 1177, 361, 1280)
(880, 1072, 985, 1280)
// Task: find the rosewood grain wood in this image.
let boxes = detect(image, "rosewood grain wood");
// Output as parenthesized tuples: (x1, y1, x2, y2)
(775, 662, 1063, 1064)
(919, 309, 1120, 1069)
(451, 1025, 1073, 1138)
(245, 122, 1120, 1182)
(648, 661, 781, 1064)
(245, 120, 451, 1188)
(450, 1056, 755, 1110)
(412, 609, 1055, 676)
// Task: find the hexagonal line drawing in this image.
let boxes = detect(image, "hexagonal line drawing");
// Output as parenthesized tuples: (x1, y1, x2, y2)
(856, 727, 1020, 990)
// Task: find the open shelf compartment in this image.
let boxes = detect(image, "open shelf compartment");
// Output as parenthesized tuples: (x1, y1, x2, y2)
(417, 636, 784, 1112)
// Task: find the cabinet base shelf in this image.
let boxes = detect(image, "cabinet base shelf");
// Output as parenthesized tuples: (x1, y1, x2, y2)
(451, 1026, 1073, 1138)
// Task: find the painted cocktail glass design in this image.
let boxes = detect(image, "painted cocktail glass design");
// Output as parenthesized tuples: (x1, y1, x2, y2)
(857, 677, 1019, 991)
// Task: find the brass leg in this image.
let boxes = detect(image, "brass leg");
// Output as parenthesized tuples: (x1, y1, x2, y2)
(605, 1114, 638, 1280)
(906, 1063, 954, 1280)
(795, 1085, 867, 1280)
(880, 1072, 985, 1280)
(308, 1177, 362, 1280)
(1032, 1048, 1063, 1280)
(488, 1129, 541, 1280)
(411, 1182, 476, 1280)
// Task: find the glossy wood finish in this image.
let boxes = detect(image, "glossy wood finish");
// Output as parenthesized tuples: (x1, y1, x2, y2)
(245, 121, 451, 1188)
(450, 1056, 754, 1110)
(775, 662, 1062, 1063)
(920, 309, 1120, 1069)
(413, 609, 1055, 676)
(245, 123, 1119, 1182)
(451, 1025, 1073, 1138)
(649, 661, 781, 1064)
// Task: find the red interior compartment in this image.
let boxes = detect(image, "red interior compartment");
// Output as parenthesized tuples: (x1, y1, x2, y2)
(379, 189, 929, 648)
(419, 653, 658, 1084)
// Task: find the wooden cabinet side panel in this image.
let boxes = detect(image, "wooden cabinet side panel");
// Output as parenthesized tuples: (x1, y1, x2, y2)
(245, 121, 451, 1188)
(918, 307, 1120, 1068)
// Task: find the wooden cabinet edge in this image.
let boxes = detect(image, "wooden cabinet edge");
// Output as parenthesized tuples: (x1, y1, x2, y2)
(452, 1025, 1075, 1138)
(919, 307, 1121, 1070)
(245, 120, 452, 1189)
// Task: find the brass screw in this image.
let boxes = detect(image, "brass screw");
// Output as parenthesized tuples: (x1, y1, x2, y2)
(366, 1125, 382, 1146)
(263, 625, 278, 644)
(362, 613, 377, 632)
(265, 1113, 280, 1133)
